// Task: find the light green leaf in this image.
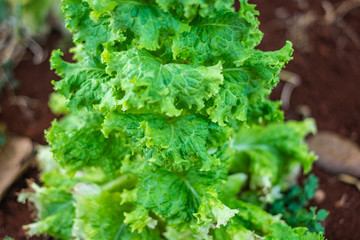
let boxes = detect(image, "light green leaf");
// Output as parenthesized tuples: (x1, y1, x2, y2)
(246, 99, 284, 125)
(140, 115, 225, 171)
(212, 220, 257, 240)
(206, 42, 293, 126)
(48, 92, 69, 115)
(234, 41, 294, 89)
(84, 0, 190, 51)
(172, 11, 261, 66)
(46, 111, 129, 175)
(102, 48, 223, 116)
(221, 173, 248, 199)
(124, 165, 234, 234)
(19, 183, 75, 239)
(103, 113, 228, 171)
(83, 0, 119, 18)
(193, 190, 239, 228)
(110, 2, 189, 51)
(163, 226, 198, 240)
(224, 200, 324, 240)
(124, 207, 156, 233)
(237, 0, 262, 49)
(155, 0, 234, 19)
(229, 119, 317, 195)
(50, 49, 113, 111)
(73, 183, 161, 240)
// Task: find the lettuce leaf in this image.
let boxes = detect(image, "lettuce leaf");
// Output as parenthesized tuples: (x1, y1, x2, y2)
(103, 48, 223, 116)
(103, 113, 229, 171)
(123, 164, 235, 232)
(213, 200, 325, 240)
(229, 119, 317, 200)
(46, 111, 130, 175)
(155, 0, 234, 19)
(73, 183, 161, 240)
(172, 10, 262, 65)
(19, 184, 74, 239)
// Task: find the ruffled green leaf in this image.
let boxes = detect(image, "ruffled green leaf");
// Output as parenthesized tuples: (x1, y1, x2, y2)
(50, 50, 113, 111)
(103, 113, 228, 171)
(215, 200, 324, 240)
(46, 111, 129, 175)
(237, 0, 262, 49)
(246, 99, 284, 125)
(234, 41, 294, 88)
(193, 190, 239, 228)
(82, 0, 119, 18)
(73, 183, 161, 240)
(19, 184, 75, 239)
(140, 115, 226, 171)
(84, 0, 190, 51)
(123, 164, 235, 233)
(163, 227, 198, 240)
(155, 0, 234, 19)
(207, 42, 293, 126)
(172, 11, 261, 66)
(102, 48, 223, 116)
(124, 206, 156, 233)
(212, 220, 258, 240)
(111, 3, 189, 51)
(62, 0, 121, 54)
(229, 119, 317, 197)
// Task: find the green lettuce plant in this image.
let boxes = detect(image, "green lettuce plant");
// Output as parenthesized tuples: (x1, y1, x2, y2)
(20, 0, 326, 239)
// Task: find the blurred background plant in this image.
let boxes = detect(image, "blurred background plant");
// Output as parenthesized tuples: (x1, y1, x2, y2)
(0, 0, 65, 93)
(269, 174, 329, 233)
(0, 0, 67, 147)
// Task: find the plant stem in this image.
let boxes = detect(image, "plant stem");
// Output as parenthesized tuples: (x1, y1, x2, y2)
(101, 174, 136, 192)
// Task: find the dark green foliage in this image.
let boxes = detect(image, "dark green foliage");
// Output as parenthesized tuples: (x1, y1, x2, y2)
(270, 174, 329, 233)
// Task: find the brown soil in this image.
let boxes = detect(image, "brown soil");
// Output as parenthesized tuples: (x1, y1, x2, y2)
(253, 0, 360, 144)
(0, 167, 43, 240)
(250, 0, 360, 239)
(0, 31, 61, 145)
(1, 1, 360, 239)
(0, 31, 64, 240)
(311, 166, 360, 240)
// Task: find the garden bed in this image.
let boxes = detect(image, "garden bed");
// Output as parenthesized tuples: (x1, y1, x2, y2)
(1, 0, 360, 239)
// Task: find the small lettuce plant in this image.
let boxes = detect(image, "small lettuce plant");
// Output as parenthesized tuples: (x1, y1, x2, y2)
(20, 0, 325, 239)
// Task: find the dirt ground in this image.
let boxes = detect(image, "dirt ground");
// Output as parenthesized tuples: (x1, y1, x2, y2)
(250, 0, 360, 239)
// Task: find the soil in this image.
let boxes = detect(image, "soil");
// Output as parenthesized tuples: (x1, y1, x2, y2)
(0, 167, 43, 240)
(0, 30, 66, 240)
(0, 31, 64, 145)
(1, 1, 360, 239)
(253, 0, 360, 145)
(250, 0, 360, 239)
